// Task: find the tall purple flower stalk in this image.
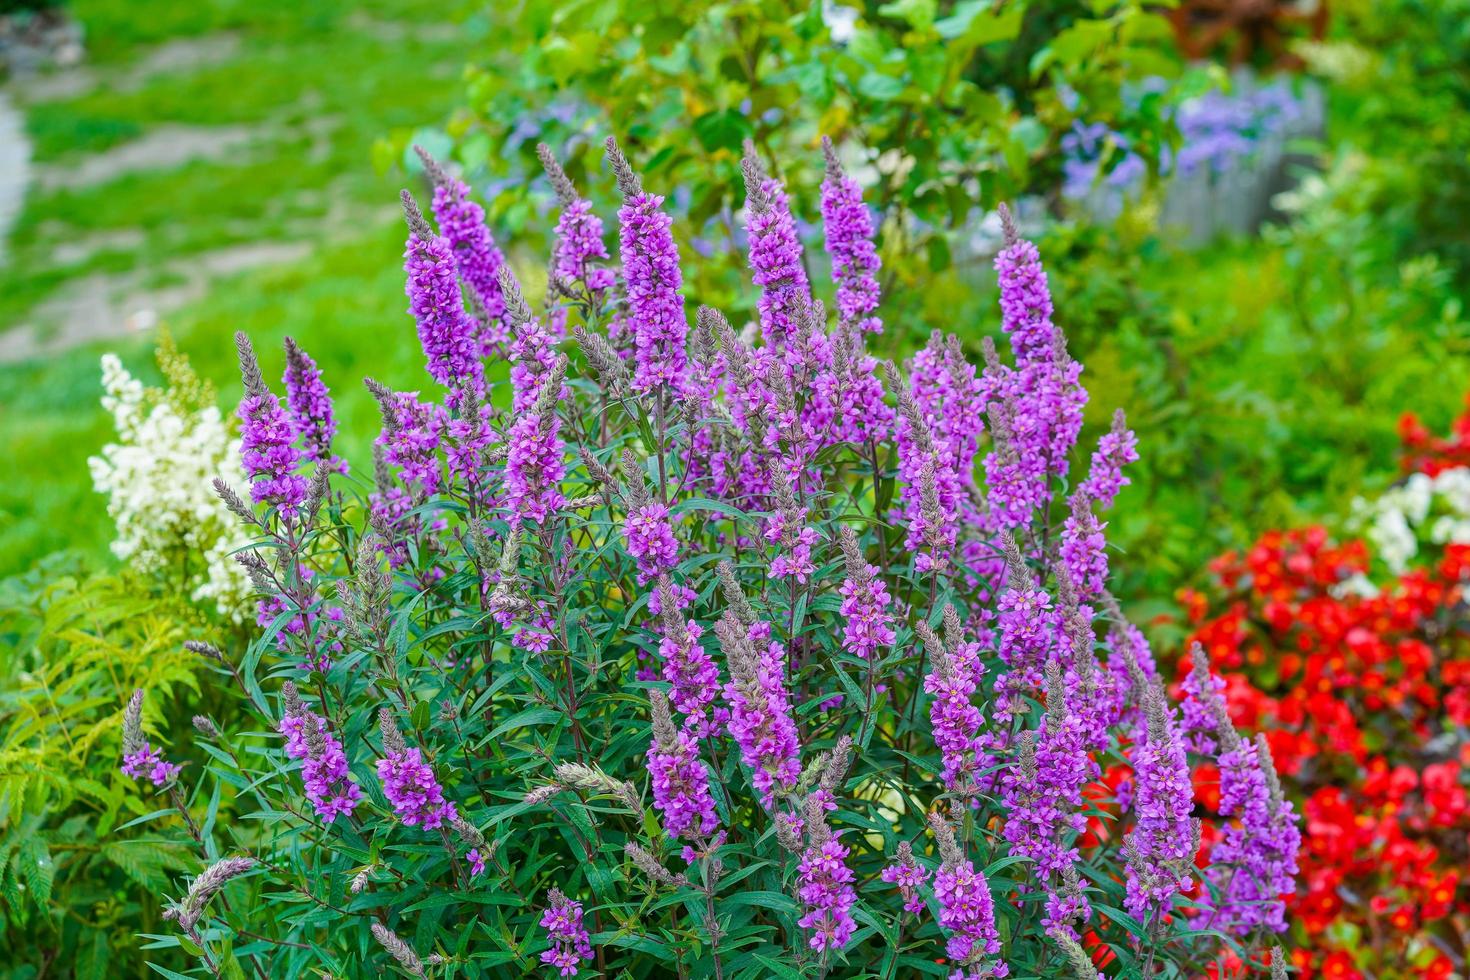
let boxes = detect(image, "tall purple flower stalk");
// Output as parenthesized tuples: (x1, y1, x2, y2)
(1001, 664, 1093, 939)
(1079, 409, 1140, 510)
(400, 191, 485, 400)
(371, 387, 446, 501)
(416, 146, 510, 358)
(993, 546, 1056, 720)
(930, 813, 1007, 979)
(646, 690, 720, 842)
(376, 710, 457, 831)
(983, 208, 1088, 528)
(742, 144, 811, 350)
(504, 356, 568, 525)
(1123, 682, 1197, 924)
(836, 526, 896, 660)
(880, 841, 930, 915)
(540, 888, 595, 977)
(279, 682, 362, 823)
(606, 137, 688, 395)
(1059, 494, 1109, 602)
(919, 613, 986, 795)
(282, 336, 345, 474)
(819, 137, 882, 335)
(235, 332, 308, 511)
(657, 579, 722, 729)
(120, 689, 181, 788)
(796, 817, 858, 953)
(538, 142, 616, 301)
(1188, 651, 1300, 936)
(716, 613, 801, 808)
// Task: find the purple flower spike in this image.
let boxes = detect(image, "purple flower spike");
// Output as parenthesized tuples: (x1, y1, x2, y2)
(540, 888, 595, 977)
(235, 332, 308, 512)
(282, 337, 345, 475)
(538, 143, 615, 302)
(930, 813, 1007, 979)
(820, 137, 882, 335)
(401, 190, 485, 401)
(646, 690, 720, 841)
(377, 747, 457, 830)
(880, 841, 931, 915)
(416, 146, 511, 358)
(279, 682, 362, 823)
(743, 143, 811, 350)
(119, 689, 182, 788)
(606, 137, 689, 395)
(1123, 682, 1197, 923)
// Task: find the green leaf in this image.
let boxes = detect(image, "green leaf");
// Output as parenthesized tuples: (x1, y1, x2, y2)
(692, 109, 755, 154)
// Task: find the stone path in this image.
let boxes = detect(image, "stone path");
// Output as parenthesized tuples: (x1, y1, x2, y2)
(0, 93, 30, 266)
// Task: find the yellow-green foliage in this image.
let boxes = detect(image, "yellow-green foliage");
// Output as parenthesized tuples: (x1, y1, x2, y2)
(0, 566, 204, 976)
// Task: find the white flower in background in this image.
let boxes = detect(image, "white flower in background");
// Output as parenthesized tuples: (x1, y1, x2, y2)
(1350, 468, 1470, 575)
(88, 340, 253, 621)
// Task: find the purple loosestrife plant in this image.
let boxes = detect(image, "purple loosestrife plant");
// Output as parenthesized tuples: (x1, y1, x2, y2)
(119, 689, 182, 788)
(416, 146, 511, 358)
(282, 336, 345, 474)
(819, 137, 883, 336)
(401, 191, 486, 400)
(129, 136, 1295, 979)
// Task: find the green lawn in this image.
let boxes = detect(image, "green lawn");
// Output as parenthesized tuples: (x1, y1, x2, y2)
(0, 0, 487, 577)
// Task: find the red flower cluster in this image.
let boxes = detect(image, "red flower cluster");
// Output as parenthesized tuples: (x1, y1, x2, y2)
(1179, 522, 1470, 978)
(1399, 390, 1470, 476)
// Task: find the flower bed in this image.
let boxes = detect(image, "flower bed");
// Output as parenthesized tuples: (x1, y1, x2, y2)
(1180, 408, 1470, 978)
(108, 136, 1300, 977)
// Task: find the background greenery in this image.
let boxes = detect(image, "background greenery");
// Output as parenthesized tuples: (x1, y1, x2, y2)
(2, 0, 1469, 974)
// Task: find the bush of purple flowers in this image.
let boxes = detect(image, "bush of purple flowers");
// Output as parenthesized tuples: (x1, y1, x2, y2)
(124, 134, 1300, 978)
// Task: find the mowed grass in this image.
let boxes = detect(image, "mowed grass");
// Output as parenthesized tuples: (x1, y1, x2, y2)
(0, 0, 492, 577)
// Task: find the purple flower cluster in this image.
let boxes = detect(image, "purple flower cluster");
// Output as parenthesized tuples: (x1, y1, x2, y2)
(505, 405, 566, 525)
(553, 197, 615, 298)
(235, 333, 308, 511)
(122, 743, 181, 787)
(647, 703, 721, 841)
(719, 616, 801, 808)
(1060, 495, 1110, 601)
(120, 689, 182, 788)
(982, 217, 1088, 529)
(1188, 652, 1301, 936)
(764, 509, 819, 583)
(1001, 668, 1093, 939)
(1079, 409, 1139, 510)
(280, 697, 362, 823)
(624, 502, 679, 584)
(796, 835, 858, 952)
(933, 847, 1005, 978)
(540, 888, 595, 977)
(282, 337, 344, 474)
(401, 192, 485, 399)
(837, 562, 896, 660)
(419, 150, 510, 357)
(921, 618, 986, 794)
(743, 149, 811, 350)
(377, 747, 458, 830)
(376, 391, 447, 500)
(880, 841, 930, 915)
(1123, 684, 1196, 922)
(608, 138, 688, 395)
(993, 565, 1055, 720)
(819, 139, 882, 335)
(659, 614, 720, 727)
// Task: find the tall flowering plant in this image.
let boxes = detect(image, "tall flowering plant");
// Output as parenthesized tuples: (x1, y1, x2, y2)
(122, 138, 1296, 977)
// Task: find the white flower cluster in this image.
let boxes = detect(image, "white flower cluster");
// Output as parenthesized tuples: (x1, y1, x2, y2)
(88, 352, 253, 620)
(1350, 468, 1470, 575)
